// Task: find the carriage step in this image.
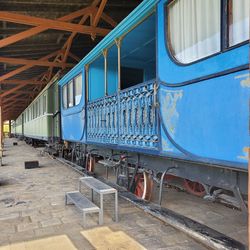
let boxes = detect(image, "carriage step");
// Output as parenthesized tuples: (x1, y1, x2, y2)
(65, 191, 101, 227)
(98, 159, 119, 168)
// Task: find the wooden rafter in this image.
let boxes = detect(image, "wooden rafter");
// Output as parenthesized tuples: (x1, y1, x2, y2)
(0, 50, 60, 82)
(68, 52, 80, 62)
(0, 7, 93, 48)
(93, 0, 108, 27)
(0, 6, 116, 49)
(0, 11, 110, 37)
(1, 82, 43, 98)
(2, 90, 39, 102)
(1, 74, 46, 98)
(0, 56, 74, 68)
(62, 0, 101, 64)
(1, 0, 119, 120)
(1, 79, 44, 85)
(44, 0, 100, 80)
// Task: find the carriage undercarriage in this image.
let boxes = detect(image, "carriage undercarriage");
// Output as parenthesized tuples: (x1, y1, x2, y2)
(59, 141, 248, 215)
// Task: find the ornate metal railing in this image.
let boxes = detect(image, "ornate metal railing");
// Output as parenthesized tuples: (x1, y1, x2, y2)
(87, 80, 158, 149)
(87, 94, 118, 144)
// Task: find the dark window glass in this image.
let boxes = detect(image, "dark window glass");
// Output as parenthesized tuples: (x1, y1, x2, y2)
(121, 67, 144, 90)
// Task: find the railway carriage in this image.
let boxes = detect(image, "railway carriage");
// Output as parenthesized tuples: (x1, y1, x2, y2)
(11, 0, 248, 210)
(13, 115, 23, 138)
(13, 75, 60, 144)
(59, 0, 249, 208)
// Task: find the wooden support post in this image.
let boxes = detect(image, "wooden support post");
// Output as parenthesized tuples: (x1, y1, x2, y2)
(115, 38, 122, 91)
(0, 105, 3, 165)
(85, 65, 89, 102)
(103, 49, 108, 96)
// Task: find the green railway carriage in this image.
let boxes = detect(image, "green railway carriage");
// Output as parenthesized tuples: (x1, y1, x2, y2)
(14, 76, 60, 142)
(14, 116, 23, 137)
(10, 121, 15, 137)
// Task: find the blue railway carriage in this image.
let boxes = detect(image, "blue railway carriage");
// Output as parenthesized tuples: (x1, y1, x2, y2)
(59, 0, 249, 209)
(13, 75, 60, 144)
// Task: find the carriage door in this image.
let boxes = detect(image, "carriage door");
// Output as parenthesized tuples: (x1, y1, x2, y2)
(157, 0, 249, 163)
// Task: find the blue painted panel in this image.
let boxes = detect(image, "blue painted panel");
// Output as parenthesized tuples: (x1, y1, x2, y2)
(61, 109, 85, 142)
(157, 0, 249, 84)
(89, 57, 105, 101)
(60, 68, 86, 142)
(159, 70, 250, 168)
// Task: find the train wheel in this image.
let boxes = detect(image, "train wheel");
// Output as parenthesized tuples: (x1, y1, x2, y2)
(86, 156, 95, 173)
(164, 174, 178, 182)
(134, 172, 153, 201)
(183, 179, 206, 197)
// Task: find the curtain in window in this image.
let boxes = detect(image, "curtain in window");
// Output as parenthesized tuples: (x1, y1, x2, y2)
(74, 74, 82, 105)
(229, 0, 249, 46)
(168, 0, 221, 63)
(68, 81, 74, 108)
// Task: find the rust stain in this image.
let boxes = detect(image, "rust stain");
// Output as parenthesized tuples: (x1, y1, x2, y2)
(161, 89, 183, 136)
(237, 147, 249, 161)
(162, 136, 173, 152)
(235, 73, 250, 88)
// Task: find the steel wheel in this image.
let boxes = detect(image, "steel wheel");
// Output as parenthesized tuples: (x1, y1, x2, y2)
(183, 179, 206, 197)
(134, 172, 153, 201)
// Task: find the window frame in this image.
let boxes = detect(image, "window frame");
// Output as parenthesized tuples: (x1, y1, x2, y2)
(62, 84, 68, 109)
(63, 73, 83, 110)
(43, 95, 47, 114)
(73, 73, 83, 106)
(165, 0, 249, 66)
(227, 0, 249, 48)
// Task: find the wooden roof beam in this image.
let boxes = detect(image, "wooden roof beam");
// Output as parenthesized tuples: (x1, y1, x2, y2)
(0, 11, 110, 36)
(62, 0, 100, 63)
(0, 7, 95, 48)
(0, 50, 60, 82)
(0, 56, 74, 68)
(1, 79, 44, 85)
(93, 0, 108, 27)
(1, 81, 45, 98)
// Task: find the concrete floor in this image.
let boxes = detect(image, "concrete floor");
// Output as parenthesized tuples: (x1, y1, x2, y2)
(0, 139, 207, 250)
(158, 186, 247, 246)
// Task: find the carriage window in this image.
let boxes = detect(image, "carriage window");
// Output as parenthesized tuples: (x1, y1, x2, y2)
(74, 74, 82, 105)
(63, 84, 67, 109)
(35, 102, 37, 118)
(167, 0, 221, 64)
(38, 99, 41, 117)
(43, 95, 47, 114)
(68, 80, 74, 107)
(229, 0, 249, 46)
